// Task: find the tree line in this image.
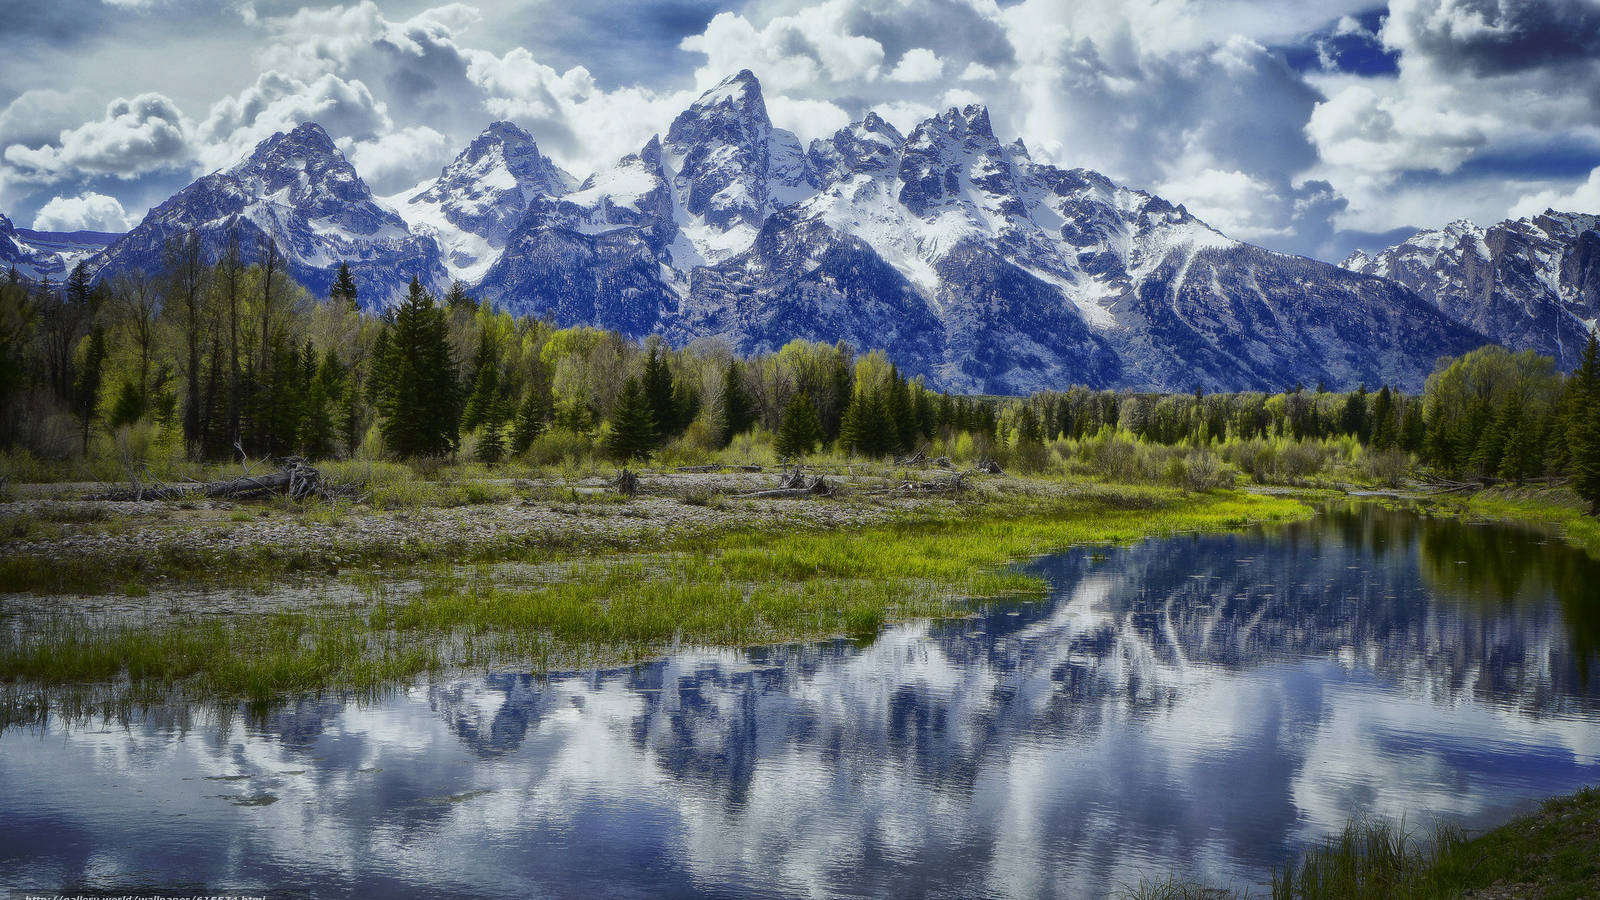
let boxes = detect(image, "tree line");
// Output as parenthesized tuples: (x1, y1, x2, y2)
(0, 239, 1001, 469)
(2, 239, 1596, 512)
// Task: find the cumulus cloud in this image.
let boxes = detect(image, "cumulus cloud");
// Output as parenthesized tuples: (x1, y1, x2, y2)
(31, 191, 137, 232)
(198, 71, 392, 170)
(887, 48, 943, 82)
(1510, 165, 1600, 219)
(680, 4, 887, 94)
(3, 0, 1592, 263)
(3, 93, 191, 179)
(342, 125, 454, 195)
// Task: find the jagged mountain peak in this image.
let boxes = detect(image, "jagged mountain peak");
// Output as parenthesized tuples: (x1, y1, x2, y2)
(387, 121, 576, 282)
(809, 113, 905, 183)
(93, 121, 445, 305)
(681, 69, 769, 122)
(1343, 206, 1598, 365)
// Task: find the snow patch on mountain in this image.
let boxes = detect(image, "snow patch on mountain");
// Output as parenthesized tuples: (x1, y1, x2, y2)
(384, 121, 574, 283)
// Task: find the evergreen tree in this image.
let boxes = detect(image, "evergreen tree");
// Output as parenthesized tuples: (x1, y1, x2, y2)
(1571, 333, 1600, 513)
(715, 359, 753, 446)
(641, 343, 677, 443)
(775, 393, 822, 458)
(301, 349, 345, 460)
(72, 326, 107, 454)
(1370, 386, 1396, 449)
(329, 263, 359, 311)
(374, 279, 459, 458)
(511, 374, 552, 454)
(1015, 404, 1043, 446)
(444, 281, 474, 310)
(837, 398, 861, 456)
(605, 376, 657, 461)
(460, 331, 500, 432)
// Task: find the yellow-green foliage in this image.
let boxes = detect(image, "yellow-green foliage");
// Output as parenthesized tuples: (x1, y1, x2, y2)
(0, 490, 1307, 712)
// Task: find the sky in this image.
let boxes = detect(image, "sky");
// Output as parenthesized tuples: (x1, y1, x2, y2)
(1, 0, 1598, 263)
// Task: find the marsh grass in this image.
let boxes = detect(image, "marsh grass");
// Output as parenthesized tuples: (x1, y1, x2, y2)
(0, 490, 1306, 719)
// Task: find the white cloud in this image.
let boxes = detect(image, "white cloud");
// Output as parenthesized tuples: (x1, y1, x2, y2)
(3, 93, 191, 179)
(31, 192, 137, 232)
(198, 71, 392, 170)
(959, 62, 998, 81)
(888, 48, 943, 82)
(1510, 166, 1600, 219)
(680, 4, 887, 94)
(341, 125, 454, 195)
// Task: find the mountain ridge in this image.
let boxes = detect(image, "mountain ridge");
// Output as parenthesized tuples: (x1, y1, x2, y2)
(16, 71, 1584, 392)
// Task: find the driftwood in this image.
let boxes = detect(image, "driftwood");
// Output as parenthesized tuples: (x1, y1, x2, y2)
(610, 468, 640, 496)
(737, 474, 833, 499)
(91, 457, 344, 502)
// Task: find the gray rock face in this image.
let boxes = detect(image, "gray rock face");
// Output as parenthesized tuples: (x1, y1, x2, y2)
(388, 121, 575, 282)
(92, 123, 447, 305)
(475, 72, 1484, 392)
(0, 214, 73, 282)
(54, 71, 1516, 393)
(1343, 211, 1600, 369)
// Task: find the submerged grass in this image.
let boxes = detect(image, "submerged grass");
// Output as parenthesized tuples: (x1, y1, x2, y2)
(0, 489, 1306, 719)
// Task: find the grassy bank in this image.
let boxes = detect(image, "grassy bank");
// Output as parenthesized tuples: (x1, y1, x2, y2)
(1125, 788, 1600, 899)
(0, 487, 1306, 723)
(1455, 487, 1600, 559)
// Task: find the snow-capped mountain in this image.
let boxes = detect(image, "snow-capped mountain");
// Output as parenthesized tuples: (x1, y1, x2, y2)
(384, 121, 575, 283)
(93, 122, 447, 303)
(0, 213, 93, 282)
(478, 72, 1480, 392)
(15, 227, 119, 275)
(1343, 211, 1600, 368)
(22, 71, 1509, 391)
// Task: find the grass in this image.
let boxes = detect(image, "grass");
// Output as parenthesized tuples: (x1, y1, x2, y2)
(0, 488, 1308, 721)
(1120, 789, 1600, 898)
(1456, 487, 1600, 559)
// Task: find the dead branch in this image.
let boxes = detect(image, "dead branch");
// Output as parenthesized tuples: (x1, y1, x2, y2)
(610, 468, 640, 496)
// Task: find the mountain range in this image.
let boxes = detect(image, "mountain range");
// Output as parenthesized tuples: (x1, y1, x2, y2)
(9, 70, 1596, 393)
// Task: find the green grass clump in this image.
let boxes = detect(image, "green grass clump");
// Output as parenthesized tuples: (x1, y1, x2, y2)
(0, 490, 1307, 718)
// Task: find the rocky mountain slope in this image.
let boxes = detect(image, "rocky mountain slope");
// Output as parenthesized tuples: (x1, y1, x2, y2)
(1342, 212, 1600, 369)
(91, 122, 447, 303)
(9, 71, 1532, 392)
(383, 121, 575, 283)
(1, 214, 79, 282)
(476, 71, 1481, 392)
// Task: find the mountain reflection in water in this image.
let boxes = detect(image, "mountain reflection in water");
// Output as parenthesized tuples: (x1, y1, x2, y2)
(2, 503, 1598, 899)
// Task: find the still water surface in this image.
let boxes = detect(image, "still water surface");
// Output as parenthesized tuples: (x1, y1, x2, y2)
(3, 503, 1599, 898)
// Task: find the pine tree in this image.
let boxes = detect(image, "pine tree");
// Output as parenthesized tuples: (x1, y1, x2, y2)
(1015, 404, 1043, 446)
(775, 393, 822, 458)
(605, 376, 657, 461)
(72, 326, 107, 454)
(374, 278, 459, 458)
(460, 331, 500, 432)
(1570, 333, 1600, 513)
(444, 281, 474, 310)
(511, 374, 552, 455)
(715, 359, 752, 447)
(837, 398, 862, 456)
(329, 263, 359, 311)
(301, 349, 344, 460)
(641, 343, 677, 443)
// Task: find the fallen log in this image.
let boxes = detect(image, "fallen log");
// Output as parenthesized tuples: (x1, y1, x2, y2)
(736, 475, 833, 499)
(89, 457, 345, 502)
